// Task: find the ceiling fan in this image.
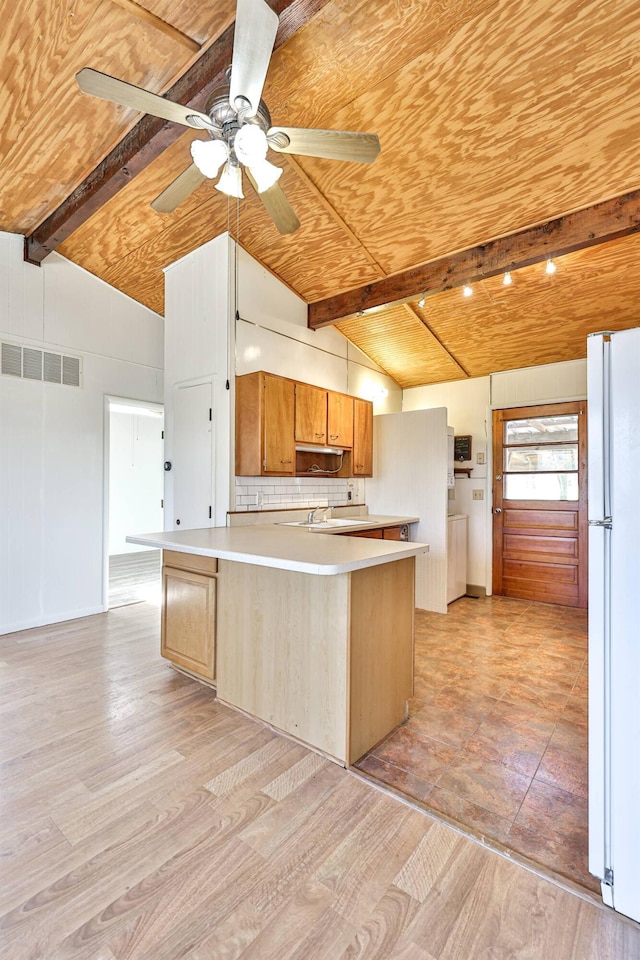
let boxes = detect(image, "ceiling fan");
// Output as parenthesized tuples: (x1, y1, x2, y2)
(76, 0, 381, 235)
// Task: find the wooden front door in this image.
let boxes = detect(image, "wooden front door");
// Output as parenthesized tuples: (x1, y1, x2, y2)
(492, 401, 587, 608)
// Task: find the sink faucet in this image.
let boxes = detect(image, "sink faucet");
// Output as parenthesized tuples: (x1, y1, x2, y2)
(307, 506, 329, 524)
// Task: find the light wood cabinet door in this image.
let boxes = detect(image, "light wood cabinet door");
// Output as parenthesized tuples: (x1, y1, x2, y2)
(295, 383, 327, 444)
(352, 398, 373, 476)
(328, 393, 354, 447)
(161, 566, 216, 679)
(263, 374, 295, 474)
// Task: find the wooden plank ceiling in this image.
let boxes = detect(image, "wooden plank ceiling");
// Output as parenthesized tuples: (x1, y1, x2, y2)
(3, 0, 640, 387)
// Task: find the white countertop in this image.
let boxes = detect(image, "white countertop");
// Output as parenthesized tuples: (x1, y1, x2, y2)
(283, 514, 419, 534)
(127, 522, 428, 576)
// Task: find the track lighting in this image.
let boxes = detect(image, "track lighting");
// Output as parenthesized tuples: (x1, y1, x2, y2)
(462, 284, 473, 297)
(418, 296, 426, 308)
(546, 258, 557, 275)
(503, 271, 512, 286)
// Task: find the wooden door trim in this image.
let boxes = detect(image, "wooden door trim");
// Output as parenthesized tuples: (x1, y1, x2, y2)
(492, 400, 588, 607)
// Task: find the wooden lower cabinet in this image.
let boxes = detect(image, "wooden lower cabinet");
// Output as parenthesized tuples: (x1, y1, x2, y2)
(161, 550, 217, 682)
(216, 556, 414, 765)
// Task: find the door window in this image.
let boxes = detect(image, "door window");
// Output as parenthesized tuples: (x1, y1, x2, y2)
(502, 414, 579, 501)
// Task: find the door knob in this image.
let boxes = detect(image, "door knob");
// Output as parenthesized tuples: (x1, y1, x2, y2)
(493, 508, 502, 514)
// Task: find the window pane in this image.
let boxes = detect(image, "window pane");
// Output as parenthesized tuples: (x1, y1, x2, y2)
(504, 444, 578, 472)
(504, 473, 579, 501)
(505, 414, 578, 445)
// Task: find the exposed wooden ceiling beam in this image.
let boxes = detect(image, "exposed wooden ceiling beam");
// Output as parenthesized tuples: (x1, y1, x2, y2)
(308, 189, 640, 329)
(24, 0, 331, 265)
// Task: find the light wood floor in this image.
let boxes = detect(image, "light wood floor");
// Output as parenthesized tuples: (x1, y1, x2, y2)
(108, 551, 161, 608)
(1, 603, 640, 959)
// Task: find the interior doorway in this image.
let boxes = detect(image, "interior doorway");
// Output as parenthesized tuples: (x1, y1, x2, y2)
(492, 402, 588, 608)
(106, 398, 164, 608)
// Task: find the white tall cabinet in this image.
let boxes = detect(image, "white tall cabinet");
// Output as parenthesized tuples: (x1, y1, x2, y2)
(447, 514, 468, 603)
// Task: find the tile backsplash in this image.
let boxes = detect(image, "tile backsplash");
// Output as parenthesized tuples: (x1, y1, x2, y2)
(234, 476, 364, 511)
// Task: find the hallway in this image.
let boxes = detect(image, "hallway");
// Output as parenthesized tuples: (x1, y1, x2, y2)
(355, 596, 593, 892)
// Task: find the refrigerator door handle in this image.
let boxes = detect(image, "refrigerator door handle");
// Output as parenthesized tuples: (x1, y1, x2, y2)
(589, 518, 613, 528)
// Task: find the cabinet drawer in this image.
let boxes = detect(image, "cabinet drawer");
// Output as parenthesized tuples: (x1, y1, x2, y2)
(382, 526, 403, 540)
(344, 528, 383, 539)
(163, 550, 218, 576)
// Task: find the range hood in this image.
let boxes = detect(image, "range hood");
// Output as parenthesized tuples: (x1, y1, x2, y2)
(295, 444, 345, 455)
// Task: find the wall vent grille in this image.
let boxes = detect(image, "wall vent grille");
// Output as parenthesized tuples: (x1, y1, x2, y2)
(0, 342, 82, 387)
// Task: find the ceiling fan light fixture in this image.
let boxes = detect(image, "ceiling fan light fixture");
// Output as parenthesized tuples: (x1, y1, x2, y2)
(216, 161, 244, 199)
(249, 158, 282, 193)
(190, 138, 228, 178)
(234, 124, 269, 166)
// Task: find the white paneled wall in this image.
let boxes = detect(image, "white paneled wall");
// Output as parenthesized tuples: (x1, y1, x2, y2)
(0, 232, 163, 634)
(491, 359, 587, 407)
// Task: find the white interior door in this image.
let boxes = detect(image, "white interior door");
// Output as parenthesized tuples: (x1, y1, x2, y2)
(172, 381, 213, 530)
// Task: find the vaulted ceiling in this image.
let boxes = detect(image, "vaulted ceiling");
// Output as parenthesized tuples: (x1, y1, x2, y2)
(3, 0, 640, 388)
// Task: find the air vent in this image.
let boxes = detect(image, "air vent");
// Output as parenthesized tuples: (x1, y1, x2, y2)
(1, 342, 21, 377)
(23, 348, 43, 381)
(62, 355, 81, 387)
(0, 342, 82, 387)
(43, 352, 62, 384)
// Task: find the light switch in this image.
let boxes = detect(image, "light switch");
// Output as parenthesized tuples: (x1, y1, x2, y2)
(477, 452, 486, 464)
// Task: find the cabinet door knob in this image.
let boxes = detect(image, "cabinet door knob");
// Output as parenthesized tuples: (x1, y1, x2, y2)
(330, 434, 339, 440)
(315, 432, 325, 438)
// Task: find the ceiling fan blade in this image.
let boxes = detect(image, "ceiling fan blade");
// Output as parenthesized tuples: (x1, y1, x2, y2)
(229, 0, 279, 118)
(76, 68, 213, 129)
(247, 172, 300, 234)
(268, 127, 381, 163)
(151, 164, 207, 213)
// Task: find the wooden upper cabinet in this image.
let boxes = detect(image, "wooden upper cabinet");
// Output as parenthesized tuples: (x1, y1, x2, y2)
(328, 392, 354, 447)
(295, 383, 327, 444)
(263, 374, 295, 474)
(235, 371, 294, 476)
(353, 398, 373, 476)
(235, 372, 373, 477)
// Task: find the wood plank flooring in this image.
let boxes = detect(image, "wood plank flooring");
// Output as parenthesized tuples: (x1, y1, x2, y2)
(356, 596, 593, 891)
(108, 551, 161, 608)
(1, 602, 640, 958)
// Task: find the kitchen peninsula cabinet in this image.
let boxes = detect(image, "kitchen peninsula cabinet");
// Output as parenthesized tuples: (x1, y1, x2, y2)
(129, 525, 428, 767)
(352, 398, 373, 476)
(161, 550, 217, 681)
(236, 371, 372, 477)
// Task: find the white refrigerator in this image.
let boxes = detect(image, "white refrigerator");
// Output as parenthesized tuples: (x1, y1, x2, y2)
(366, 408, 451, 614)
(588, 328, 640, 922)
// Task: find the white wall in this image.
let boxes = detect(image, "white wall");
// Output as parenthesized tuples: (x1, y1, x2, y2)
(403, 360, 589, 592)
(0, 232, 163, 634)
(108, 409, 164, 555)
(164, 236, 401, 521)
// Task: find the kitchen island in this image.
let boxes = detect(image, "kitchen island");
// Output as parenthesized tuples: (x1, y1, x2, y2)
(127, 524, 428, 766)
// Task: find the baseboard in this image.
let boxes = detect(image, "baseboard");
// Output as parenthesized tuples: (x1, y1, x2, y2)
(0, 604, 107, 637)
(466, 584, 487, 598)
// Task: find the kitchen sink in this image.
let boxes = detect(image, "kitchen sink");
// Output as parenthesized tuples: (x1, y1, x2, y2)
(278, 518, 372, 529)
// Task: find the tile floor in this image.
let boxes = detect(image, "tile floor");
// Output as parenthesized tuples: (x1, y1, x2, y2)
(355, 595, 596, 893)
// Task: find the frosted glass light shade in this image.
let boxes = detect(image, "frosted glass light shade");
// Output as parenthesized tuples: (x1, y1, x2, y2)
(249, 158, 283, 193)
(190, 139, 228, 178)
(234, 124, 268, 165)
(215, 161, 244, 199)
